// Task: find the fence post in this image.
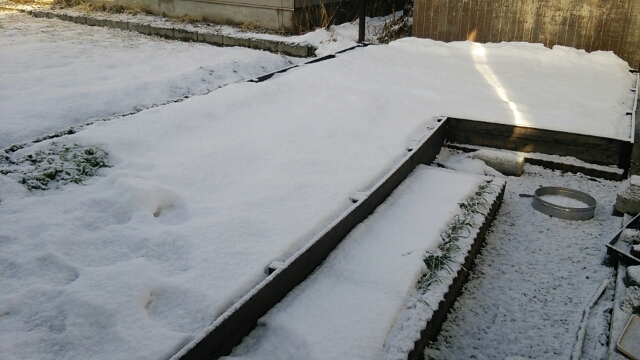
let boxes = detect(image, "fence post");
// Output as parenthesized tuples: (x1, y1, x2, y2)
(358, 0, 366, 43)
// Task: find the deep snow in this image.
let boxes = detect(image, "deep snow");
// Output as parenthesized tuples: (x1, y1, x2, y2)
(0, 12, 637, 360)
(0, 10, 293, 148)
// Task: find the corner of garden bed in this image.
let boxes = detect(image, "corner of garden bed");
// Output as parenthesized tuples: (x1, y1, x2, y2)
(382, 176, 506, 360)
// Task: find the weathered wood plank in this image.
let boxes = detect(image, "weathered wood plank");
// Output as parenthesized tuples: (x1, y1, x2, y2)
(447, 118, 624, 150)
(525, 158, 624, 180)
(446, 128, 621, 164)
(412, 0, 640, 71)
(446, 143, 625, 180)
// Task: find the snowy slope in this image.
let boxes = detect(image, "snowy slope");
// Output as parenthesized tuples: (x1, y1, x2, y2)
(0, 11, 293, 148)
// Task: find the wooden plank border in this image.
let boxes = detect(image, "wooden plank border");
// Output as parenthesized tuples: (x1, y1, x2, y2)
(171, 118, 448, 360)
(446, 143, 626, 180)
(445, 117, 633, 174)
(407, 181, 505, 360)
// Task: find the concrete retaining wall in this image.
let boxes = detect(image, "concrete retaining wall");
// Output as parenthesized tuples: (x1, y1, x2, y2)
(27, 9, 316, 57)
(80, 0, 342, 32)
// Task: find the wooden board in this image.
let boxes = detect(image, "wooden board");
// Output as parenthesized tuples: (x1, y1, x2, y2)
(413, 0, 640, 70)
(617, 315, 640, 360)
(446, 117, 631, 168)
(446, 143, 625, 180)
(447, 118, 623, 149)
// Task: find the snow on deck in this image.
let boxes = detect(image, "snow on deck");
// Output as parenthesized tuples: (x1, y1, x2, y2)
(222, 167, 483, 360)
(0, 11, 293, 148)
(0, 20, 636, 360)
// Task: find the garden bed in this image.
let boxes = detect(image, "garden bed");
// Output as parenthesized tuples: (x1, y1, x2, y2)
(217, 167, 504, 360)
(1, 23, 637, 360)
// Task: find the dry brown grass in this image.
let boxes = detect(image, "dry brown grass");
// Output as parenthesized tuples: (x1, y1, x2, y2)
(377, 14, 411, 44)
(52, 0, 152, 15)
(172, 14, 203, 24)
(51, 0, 80, 7)
(240, 20, 259, 32)
(236, 20, 287, 35)
(292, 2, 330, 34)
(6, 0, 55, 6)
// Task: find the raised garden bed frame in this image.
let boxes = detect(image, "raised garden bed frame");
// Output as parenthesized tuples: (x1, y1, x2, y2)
(172, 112, 632, 359)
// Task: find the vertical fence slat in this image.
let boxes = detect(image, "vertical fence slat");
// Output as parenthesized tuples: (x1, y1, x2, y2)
(413, 0, 640, 70)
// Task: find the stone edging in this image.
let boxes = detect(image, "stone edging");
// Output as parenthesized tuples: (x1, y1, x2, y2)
(24, 9, 316, 58)
(446, 143, 626, 181)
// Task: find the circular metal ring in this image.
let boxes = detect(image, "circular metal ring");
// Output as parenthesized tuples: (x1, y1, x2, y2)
(531, 187, 596, 221)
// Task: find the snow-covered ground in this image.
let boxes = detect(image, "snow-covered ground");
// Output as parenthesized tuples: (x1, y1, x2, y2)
(427, 152, 623, 360)
(2, 7, 636, 150)
(0, 0, 399, 57)
(0, 10, 293, 148)
(221, 167, 485, 360)
(0, 11, 637, 360)
(219, 150, 625, 360)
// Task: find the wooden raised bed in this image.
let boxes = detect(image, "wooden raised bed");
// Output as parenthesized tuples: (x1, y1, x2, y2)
(173, 114, 633, 359)
(445, 117, 633, 171)
(172, 119, 449, 360)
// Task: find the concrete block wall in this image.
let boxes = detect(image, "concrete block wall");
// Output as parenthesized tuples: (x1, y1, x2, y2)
(28, 9, 316, 57)
(83, 0, 342, 32)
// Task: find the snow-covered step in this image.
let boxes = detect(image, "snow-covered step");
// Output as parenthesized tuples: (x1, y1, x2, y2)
(221, 167, 504, 360)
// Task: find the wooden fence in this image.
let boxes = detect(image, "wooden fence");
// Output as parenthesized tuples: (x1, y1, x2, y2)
(412, 0, 640, 70)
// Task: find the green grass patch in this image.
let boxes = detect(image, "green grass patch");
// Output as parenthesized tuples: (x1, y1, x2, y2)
(0, 142, 110, 190)
(419, 180, 498, 290)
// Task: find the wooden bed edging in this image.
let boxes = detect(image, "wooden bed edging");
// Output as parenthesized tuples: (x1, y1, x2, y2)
(171, 118, 448, 360)
(445, 143, 626, 181)
(172, 114, 629, 359)
(524, 158, 625, 181)
(407, 181, 506, 360)
(445, 117, 633, 175)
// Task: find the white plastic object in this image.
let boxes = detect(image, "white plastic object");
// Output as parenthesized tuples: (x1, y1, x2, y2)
(468, 149, 525, 176)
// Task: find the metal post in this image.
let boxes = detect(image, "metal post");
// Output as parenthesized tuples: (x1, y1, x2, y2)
(358, 0, 366, 43)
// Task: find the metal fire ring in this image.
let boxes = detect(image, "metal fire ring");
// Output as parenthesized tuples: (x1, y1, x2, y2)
(531, 187, 596, 221)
